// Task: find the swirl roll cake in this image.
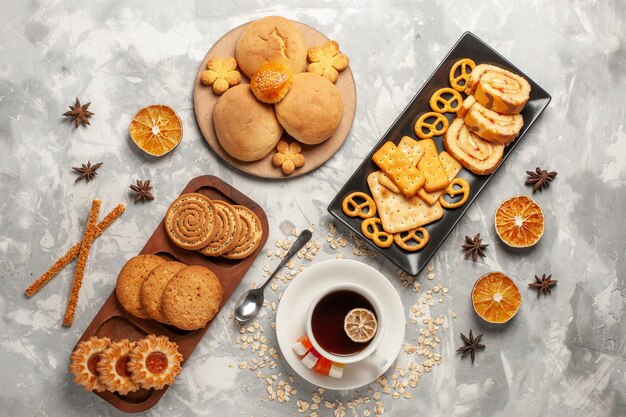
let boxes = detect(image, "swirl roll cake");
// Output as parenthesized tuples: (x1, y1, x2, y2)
(444, 118, 504, 175)
(465, 64, 530, 115)
(459, 96, 523, 145)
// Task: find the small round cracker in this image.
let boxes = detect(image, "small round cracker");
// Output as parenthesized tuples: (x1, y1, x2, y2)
(199, 200, 242, 257)
(165, 193, 217, 250)
(223, 206, 263, 260)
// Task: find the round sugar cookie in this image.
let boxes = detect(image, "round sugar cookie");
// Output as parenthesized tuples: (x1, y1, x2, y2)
(96, 339, 139, 395)
(69, 336, 111, 392)
(199, 200, 242, 257)
(165, 193, 217, 250)
(116, 254, 165, 319)
(140, 261, 187, 324)
(162, 265, 224, 331)
(128, 335, 183, 390)
(223, 206, 263, 260)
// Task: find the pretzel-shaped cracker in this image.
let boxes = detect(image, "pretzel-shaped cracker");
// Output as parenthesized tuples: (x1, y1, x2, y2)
(414, 112, 449, 139)
(429, 88, 463, 113)
(342, 192, 377, 219)
(361, 218, 393, 248)
(439, 178, 470, 209)
(449, 58, 476, 92)
(394, 227, 430, 252)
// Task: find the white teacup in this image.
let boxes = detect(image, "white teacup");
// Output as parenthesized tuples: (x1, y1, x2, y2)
(305, 283, 387, 367)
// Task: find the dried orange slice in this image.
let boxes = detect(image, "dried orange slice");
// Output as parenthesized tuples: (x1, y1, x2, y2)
(471, 272, 521, 324)
(129, 105, 183, 156)
(494, 195, 544, 248)
(344, 308, 378, 343)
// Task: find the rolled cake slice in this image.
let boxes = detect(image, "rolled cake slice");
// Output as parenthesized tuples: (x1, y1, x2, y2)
(459, 96, 523, 145)
(465, 64, 530, 115)
(443, 118, 504, 175)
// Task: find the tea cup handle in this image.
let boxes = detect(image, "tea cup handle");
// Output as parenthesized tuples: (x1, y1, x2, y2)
(369, 350, 387, 369)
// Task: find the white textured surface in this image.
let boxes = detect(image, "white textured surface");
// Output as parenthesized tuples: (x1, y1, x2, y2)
(1, 0, 625, 416)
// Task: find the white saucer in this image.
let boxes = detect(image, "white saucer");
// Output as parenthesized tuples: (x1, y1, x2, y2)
(275, 259, 405, 390)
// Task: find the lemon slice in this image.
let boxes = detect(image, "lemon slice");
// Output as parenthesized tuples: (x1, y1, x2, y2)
(344, 308, 377, 343)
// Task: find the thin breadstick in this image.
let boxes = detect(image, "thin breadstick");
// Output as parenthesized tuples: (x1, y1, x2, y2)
(63, 199, 101, 327)
(25, 204, 125, 298)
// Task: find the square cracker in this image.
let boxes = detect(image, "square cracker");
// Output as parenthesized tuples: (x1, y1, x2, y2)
(372, 141, 425, 197)
(397, 136, 425, 166)
(378, 136, 426, 194)
(367, 171, 444, 233)
(378, 173, 401, 194)
(416, 139, 449, 192)
(418, 151, 462, 205)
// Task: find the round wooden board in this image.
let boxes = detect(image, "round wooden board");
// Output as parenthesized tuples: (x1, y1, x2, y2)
(193, 21, 357, 179)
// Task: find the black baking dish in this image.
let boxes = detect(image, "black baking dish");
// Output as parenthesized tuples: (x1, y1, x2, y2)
(327, 31, 551, 276)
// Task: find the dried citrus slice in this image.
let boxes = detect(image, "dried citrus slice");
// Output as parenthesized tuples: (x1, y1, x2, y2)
(471, 272, 521, 324)
(495, 195, 544, 248)
(129, 105, 183, 156)
(344, 308, 377, 343)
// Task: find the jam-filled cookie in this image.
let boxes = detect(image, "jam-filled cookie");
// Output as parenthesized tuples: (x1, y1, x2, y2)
(69, 336, 111, 392)
(96, 339, 139, 395)
(128, 335, 183, 390)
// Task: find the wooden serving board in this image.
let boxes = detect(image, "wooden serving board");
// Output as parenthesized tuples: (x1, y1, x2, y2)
(74, 175, 269, 413)
(193, 20, 357, 179)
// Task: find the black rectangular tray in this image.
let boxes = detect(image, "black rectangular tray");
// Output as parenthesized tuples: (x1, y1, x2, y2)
(328, 31, 551, 276)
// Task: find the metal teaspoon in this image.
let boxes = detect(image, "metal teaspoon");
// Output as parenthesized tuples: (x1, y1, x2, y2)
(234, 229, 313, 324)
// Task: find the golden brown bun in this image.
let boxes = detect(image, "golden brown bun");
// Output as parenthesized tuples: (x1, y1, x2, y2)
(443, 118, 504, 175)
(235, 16, 307, 79)
(274, 73, 343, 145)
(213, 84, 283, 161)
(250, 62, 293, 104)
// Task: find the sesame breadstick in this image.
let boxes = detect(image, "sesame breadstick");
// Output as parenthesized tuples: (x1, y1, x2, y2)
(62, 199, 101, 327)
(25, 204, 125, 298)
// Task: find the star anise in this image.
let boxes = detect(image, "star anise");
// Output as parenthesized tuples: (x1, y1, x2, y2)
(462, 233, 488, 262)
(63, 97, 94, 128)
(528, 274, 558, 297)
(73, 161, 102, 182)
(525, 167, 557, 193)
(457, 330, 485, 364)
(130, 179, 154, 203)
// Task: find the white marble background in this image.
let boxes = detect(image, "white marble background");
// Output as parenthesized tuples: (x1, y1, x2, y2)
(1, 0, 625, 416)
